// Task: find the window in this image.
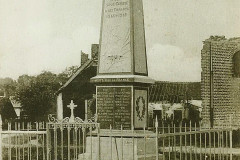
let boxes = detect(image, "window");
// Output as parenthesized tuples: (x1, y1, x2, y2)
(233, 51, 240, 77)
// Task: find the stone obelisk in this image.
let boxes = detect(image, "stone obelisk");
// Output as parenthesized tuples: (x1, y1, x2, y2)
(91, 0, 154, 130)
(81, 1, 158, 159)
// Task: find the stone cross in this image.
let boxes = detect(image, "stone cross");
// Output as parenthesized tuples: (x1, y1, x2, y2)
(67, 100, 77, 123)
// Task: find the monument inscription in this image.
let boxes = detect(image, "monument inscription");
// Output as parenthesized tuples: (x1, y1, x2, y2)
(97, 87, 132, 129)
(99, 0, 131, 74)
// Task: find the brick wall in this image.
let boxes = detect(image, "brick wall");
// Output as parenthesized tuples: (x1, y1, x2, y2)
(201, 36, 240, 128)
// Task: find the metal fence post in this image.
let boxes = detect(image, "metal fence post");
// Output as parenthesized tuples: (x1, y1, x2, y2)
(190, 121, 192, 160)
(0, 114, 2, 160)
(230, 128, 232, 160)
(98, 124, 101, 160)
(155, 116, 159, 160)
(46, 123, 50, 160)
(180, 122, 182, 160)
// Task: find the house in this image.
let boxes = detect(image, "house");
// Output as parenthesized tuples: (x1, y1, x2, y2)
(56, 44, 98, 120)
(0, 97, 17, 121)
(148, 82, 201, 127)
(9, 96, 22, 118)
(0, 89, 5, 97)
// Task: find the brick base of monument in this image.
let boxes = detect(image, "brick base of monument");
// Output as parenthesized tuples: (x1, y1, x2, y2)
(78, 131, 162, 160)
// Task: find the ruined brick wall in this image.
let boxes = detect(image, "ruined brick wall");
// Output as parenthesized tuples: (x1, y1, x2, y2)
(201, 36, 240, 128)
(201, 41, 211, 127)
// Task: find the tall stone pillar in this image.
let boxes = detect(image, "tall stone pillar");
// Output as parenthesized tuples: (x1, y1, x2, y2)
(91, 0, 154, 130)
(80, 0, 158, 159)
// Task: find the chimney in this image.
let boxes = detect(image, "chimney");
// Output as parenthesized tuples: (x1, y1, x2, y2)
(91, 44, 99, 60)
(81, 51, 89, 66)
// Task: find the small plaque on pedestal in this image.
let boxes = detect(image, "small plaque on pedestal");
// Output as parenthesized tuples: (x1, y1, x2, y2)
(134, 89, 148, 129)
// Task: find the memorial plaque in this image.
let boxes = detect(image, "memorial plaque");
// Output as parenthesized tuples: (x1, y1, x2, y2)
(97, 87, 132, 129)
(134, 89, 148, 128)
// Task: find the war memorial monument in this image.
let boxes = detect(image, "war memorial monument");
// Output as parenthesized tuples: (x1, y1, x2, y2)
(91, 0, 154, 130)
(80, 0, 156, 159)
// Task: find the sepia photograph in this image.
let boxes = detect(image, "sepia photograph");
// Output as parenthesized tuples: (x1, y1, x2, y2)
(0, 0, 240, 159)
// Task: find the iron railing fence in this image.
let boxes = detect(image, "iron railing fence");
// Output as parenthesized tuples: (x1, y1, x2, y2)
(155, 121, 233, 160)
(0, 120, 47, 160)
(0, 116, 234, 160)
(74, 123, 233, 160)
(46, 119, 99, 160)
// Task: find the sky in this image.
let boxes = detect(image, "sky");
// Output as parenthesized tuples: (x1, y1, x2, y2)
(0, 0, 240, 82)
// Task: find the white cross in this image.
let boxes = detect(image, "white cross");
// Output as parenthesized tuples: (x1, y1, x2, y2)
(67, 100, 77, 122)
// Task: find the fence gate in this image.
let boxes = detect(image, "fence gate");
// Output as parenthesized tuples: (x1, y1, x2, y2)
(46, 115, 99, 160)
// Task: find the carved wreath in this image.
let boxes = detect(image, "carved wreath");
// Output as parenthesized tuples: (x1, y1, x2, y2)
(136, 96, 146, 121)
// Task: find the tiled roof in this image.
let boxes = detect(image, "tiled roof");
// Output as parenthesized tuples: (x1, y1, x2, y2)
(149, 81, 201, 103)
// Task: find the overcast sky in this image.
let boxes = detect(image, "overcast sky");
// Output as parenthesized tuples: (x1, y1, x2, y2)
(0, 0, 240, 81)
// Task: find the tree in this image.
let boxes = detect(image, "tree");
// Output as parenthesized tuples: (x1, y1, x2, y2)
(15, 72, 61, 121)
(57, 65, 79, 85)
(6, 66, 79, 121)
(0, 77, 17, 97)
(17, 75, 34, 86)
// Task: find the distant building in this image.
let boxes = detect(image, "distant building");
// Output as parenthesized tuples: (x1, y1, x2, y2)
(0, 97, 17, 121)
(149, 82, 201, 103)
(0, 89, 4, 97)
(56, 44, 99, 120)
(9, 96, 22, 118)
(201, 36, 240, 128)
(149, 82, 201, 127)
